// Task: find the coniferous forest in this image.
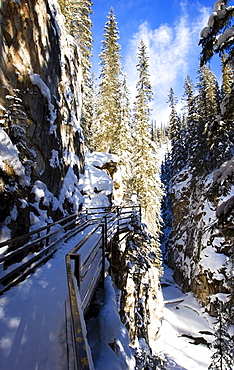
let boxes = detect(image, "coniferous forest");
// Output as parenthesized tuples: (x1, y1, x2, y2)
(0, 0, 234, 369)
(59, 2, 234, 368)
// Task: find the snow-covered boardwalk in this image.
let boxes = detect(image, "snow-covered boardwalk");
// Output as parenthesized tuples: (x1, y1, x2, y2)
(0, 206, 138, 369)
(0, 234, 76, 370)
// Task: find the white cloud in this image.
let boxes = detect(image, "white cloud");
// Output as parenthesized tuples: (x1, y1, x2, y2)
(123, 3, 211, 125)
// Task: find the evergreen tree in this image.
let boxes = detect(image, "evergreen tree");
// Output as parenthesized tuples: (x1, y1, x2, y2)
(95, 8, 122, 153)
(209, 306, 234, 370)
(58, 0, 94, 149)
(220, 54, 234, 146)
(167, 88, 186, 174)
(183, 76, 200, 166)
(197, 65, 222, 171)
(83, 73, 98, 151)
(131, 40, 163, 235)
(199, 1, 234, 67)
(197, 65, 220, 130)
(221, 54, 233, 97)
(115, 74, 132, 200)
(199, 1, 234, 167)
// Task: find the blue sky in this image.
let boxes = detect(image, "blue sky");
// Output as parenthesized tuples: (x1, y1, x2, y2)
(90, 0, 220, 124)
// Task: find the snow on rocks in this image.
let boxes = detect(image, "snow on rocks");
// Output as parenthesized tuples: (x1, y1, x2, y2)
(153, 265, 214, 370)
(200, 246, 228, 280)
(79, 151, 119, 209)
(0, 128, 29, 186)
(85, 151, 119, 168)
(29, 70, 57, 127)
(58, 166, 83, 213)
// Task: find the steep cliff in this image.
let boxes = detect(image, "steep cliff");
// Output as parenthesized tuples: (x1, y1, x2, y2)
(0, 0, 84, 240)
(165, 166, 233, 316)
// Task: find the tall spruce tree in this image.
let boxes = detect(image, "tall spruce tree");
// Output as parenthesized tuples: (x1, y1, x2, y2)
(209, 307, 234, 370)
(58, 0, 94, 149)
(197, 65, 221, 171)
(168, 88, 185, 174)
(115, 74, 133, 200)
(83, 73, 98, 151)
(131, 40, 163, 235)
(95, 8, 122, 153)
(183, 76, 200, 167)
(199, 1, 234, 167)
(221, 54, 233, 97)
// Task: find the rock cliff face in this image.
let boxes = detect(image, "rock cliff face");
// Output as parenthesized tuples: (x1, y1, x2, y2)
(0, 0, 84, 240)
(165, 168, 233, 316)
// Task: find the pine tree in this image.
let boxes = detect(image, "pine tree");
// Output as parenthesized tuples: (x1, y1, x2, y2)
(58, 0, 94, 149)
(197, 65, 222, 171)
(131, 40, 163, 235)
(95, 8, 122, 153)
(209, 306, 234, 370)
(221, 54, 233, 97)
(82, 73, 98, 151)
(114, 74, 133, 200)
(197, 65, 220, 130)
(199, 1, 234, 67)
(183, 76, 200, 167)
(220, 54, 234, 148)
(167, 88, 186, 174)
(199, 1, 234, 168)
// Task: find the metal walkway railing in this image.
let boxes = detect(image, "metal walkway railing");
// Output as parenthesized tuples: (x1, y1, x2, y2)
(65, 205, 141, 369)
(0, 205, 141, 369)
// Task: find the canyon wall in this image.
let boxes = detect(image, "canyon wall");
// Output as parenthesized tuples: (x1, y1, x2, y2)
(0, 0, 84, 240)
(165, 167, 233, 316)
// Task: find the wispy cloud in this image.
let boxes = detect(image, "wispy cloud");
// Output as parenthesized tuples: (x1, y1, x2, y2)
(123, 3, 211, 124)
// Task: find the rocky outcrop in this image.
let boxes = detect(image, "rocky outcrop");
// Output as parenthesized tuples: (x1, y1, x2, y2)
(165, 167, 233, 316)
(0, 0, 84, 240)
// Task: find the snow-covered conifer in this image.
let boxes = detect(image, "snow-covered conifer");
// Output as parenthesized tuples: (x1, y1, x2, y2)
(167, 87, 186, 174)
(183, 76, 200, 167)
(197, 65, 223, 171)
(199, 1, 234, 66)
(95, 8, 122, 153)
(131, 40, 163, 235)
(58, 0, 94, 148)
(209, 307, 234, 370)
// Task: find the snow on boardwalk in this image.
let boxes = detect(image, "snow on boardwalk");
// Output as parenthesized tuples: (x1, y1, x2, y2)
(0, 228, 94, 370)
